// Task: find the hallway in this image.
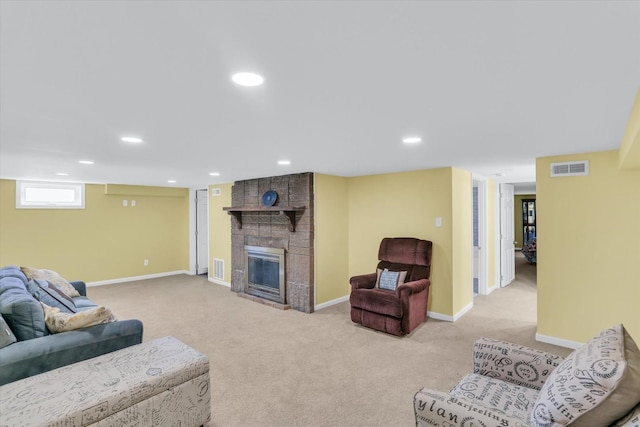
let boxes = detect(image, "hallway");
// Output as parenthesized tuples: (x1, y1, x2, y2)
(515, 249, 537, 289)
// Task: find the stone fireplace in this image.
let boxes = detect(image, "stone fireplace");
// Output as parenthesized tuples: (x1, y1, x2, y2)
(226, 173, 314, 313)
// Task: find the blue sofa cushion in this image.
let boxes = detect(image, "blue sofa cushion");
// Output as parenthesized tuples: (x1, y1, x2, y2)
(0, 314, 17, 349)
(27, 280, 77, 313)
(0, 265, 28, 282)
(0, 276, 48, 340)
(73, 296, 98, 311)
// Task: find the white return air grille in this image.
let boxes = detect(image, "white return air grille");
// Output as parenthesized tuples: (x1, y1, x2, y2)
(213, 258, 224, 280)
(550, 160, 589, 177)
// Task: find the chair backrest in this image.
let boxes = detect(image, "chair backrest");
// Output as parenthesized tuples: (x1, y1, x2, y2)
(376, 237, 432, 282)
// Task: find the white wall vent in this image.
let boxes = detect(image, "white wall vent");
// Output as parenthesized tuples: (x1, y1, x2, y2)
(550, 160, 589, 177)
(213, 258, 224, 280)
(211, 188, 221, 196)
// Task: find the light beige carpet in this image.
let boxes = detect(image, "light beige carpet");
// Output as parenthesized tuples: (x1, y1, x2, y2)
(88, 252, 572, 426)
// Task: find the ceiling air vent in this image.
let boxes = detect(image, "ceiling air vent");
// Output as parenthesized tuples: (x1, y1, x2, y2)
(550, 160, 589, 177)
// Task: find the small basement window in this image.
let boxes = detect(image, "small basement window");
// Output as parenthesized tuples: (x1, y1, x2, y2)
(16, 181, 85, 209)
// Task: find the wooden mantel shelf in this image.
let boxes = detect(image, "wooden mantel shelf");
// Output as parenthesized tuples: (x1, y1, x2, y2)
(223, 206, 306, 231)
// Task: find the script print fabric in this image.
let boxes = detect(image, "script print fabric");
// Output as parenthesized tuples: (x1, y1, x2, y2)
(0, 336, 211, 426)
(531, 324, 640, 427)
(450, 373, 540, 424)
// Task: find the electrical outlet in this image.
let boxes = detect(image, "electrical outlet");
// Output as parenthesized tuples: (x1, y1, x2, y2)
(131, 200, 136, 207)
(144, 259, 149, 266)
(122, 200, 128, 207)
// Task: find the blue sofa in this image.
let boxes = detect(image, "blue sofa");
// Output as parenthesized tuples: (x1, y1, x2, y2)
(0, 266, 143, 385)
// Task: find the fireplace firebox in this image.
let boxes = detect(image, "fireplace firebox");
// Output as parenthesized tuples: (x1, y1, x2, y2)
(244, 245, 286, 304)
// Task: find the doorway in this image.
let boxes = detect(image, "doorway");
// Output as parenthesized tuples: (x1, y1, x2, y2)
(472, 177, 488, 295)
(195, 189, 209, 275)
(499, 183, 515, 287)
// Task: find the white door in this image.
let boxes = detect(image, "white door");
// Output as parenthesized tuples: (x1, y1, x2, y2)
(500, 183, 515, 287)
(196, 189, 209, 275)
(472, 177, 488, 295)
(472, 183, 479, 295)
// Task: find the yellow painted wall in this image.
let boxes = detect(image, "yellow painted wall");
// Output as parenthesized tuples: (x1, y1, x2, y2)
(514, 194, 536, 249)
(208, 183, 232, 283)
(536, 150, 640, 342)
(208, 169, 475, 316)
(451, 168, 472, 313)
(619, 88, 640, 169)
(314, 174, 349, 305)
(0, 179, 189, 282)
(346, 168, 472, 317)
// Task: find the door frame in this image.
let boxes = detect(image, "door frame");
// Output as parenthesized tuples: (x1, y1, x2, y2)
(189, 188, 210, 276)
(193, 188, 209, 274)
(499, 183, 516, 287)
(472, 175, 489, 295)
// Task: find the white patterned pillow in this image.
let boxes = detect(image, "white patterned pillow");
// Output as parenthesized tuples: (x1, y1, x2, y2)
(531, 324, 640, 427)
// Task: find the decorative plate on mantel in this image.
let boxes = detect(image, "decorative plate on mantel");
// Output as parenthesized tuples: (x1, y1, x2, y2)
(261, 190, 278, 207)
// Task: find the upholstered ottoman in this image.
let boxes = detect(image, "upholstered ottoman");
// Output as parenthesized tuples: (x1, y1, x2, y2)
(0, 336, 211, 426)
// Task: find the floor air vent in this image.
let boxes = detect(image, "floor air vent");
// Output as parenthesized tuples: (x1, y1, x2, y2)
(550, 160, 589, 177)
(213, 258, 224, 280)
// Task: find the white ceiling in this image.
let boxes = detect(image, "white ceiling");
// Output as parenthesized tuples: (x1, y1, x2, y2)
(1, 1, 639, 189)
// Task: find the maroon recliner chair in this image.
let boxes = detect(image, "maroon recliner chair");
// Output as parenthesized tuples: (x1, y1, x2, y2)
(349, 237, 433, 336)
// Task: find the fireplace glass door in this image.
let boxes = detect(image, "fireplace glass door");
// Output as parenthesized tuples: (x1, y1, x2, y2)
(244, 246, 285, 304)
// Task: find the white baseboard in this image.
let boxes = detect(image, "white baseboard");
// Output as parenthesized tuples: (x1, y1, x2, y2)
(453, 301, 474, 320)
(536, 333, 583, 350)
(315, 295, 349, 311)
(485, 283, 499, 294)
(427, 311, 454, 322)
(208, 277, 231, 288)
(86, 270, 189, 287)
(428, 301, 474, 322)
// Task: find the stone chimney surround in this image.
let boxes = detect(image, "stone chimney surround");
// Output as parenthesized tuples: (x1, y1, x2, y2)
(225, 173, 314, 313)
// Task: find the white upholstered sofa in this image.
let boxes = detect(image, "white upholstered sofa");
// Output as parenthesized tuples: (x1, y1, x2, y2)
(414, 324, 640, 426)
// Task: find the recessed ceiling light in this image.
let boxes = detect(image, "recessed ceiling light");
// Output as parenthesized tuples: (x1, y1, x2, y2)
(168, 180, 176, 184)
(78, 160, 94, 165)
(402, 137, 422, 144)
(121, 136, 143, 143)
(232, 72, 264, 87)
(209, 172, 220, 176)
(55, 172, 69, 176)
(278, 160, 291, 165)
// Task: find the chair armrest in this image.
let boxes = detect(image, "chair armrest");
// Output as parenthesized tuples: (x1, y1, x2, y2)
(414, 388, 527, 426)
(350, 273, 377, 290)
(473, 337, 564, 390)
(396, 278, 429, 297)
(611, 402, 640, 427)
(70, 280, 87, 296)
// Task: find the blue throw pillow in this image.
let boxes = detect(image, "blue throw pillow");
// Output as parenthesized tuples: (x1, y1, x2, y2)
(26, 280, 77, 313)
(376, 268, 408, 291)
(0, 279, 48, 340)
